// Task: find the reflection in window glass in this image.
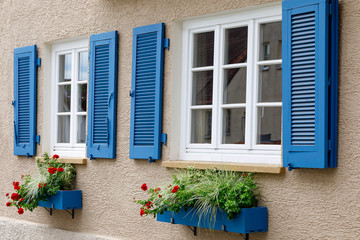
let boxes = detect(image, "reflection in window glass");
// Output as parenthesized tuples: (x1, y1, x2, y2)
(77, 83, 87, 112)
(57, 115, 70, 143)
(257, 107, 281, 145)
(259, 22, 282, 61)
(78, 52, 88, 81)
(258, 65, 282, 102)
(193, 32, 214, 67)
(191, 110, 212, 144)
(192, 71, 213, 105)
(224, 27, 248, 64)
(223, 68, 246, 104)
(77, 115, 87, 143)
(58, 85, 71, 112)
(222, 108, 246, 144)
(59, 54, 72, 82)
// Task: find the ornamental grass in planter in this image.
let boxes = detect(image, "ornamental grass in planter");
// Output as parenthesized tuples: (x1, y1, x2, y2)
(135, 167, 266, 233)
(5, 153, 76, 214)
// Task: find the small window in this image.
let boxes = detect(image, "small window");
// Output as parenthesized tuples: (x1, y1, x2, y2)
(51, 40, 88, 157)
(180, 5, 282, 164)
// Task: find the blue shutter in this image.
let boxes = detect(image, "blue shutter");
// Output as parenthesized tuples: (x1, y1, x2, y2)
(282, 0, 338, 169)
(13, 45, 40, 157)
(129, 23, 168, 161)
(87, 31, 118, 159)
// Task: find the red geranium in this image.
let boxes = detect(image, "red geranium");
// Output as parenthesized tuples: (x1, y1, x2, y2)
(52, 154, 59, 159)
(11, 193, 19, 201)
(6, 193, 9, 197)
(6, 202, 11, 207)
(19, 198, 24, 202)
(14, 185, 20, 190)
(18, 208, 24, 215)
(38, 183, 43, 188)
(158, 195, 162, 198)
(172, 186, 179, 193)
(155, 187, 161, 193)
(242, 173, 247, 177)
(141, 183, 147, 191)
(57, 167, 64, 172)
(48, 167, 57, 174)
(140, 209, 145, 216)
(13, 182, 19, 186)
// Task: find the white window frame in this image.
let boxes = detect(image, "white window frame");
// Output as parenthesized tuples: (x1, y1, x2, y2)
(179, 4, 282, 164)
(50, 39, 88, 158)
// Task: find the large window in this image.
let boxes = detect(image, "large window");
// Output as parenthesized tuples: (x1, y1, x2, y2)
(180, 6, 282, 164)
(51, 39, 88, 157)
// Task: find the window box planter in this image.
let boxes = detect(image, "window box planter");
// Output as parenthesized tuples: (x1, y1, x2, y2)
(38, 190, 82, 218)
(157, 206, 267, 235)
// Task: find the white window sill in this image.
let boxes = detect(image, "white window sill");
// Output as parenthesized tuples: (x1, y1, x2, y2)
(35, 156, 87, 165)
(162, 160, 284, 174)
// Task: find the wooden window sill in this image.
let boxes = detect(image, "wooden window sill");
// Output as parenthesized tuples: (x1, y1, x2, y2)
(35, 157, 87, 165)
(162, 161, 284, 174)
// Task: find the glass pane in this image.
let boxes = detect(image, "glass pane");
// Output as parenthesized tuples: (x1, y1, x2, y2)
(222, 108, 246, 144)
(57, 115, 70, 143)
(59, 54, 72, 82)
(77, 83, 87, 112)
(191, 109, 212, 144)
(78, 52, 88, 81)
(77, 115, 87, 143)
(58, 85, 71, 112)
(225, 27, 248, 64)
(257, 107, 281, 145)
(223, 68, 246, 104)
(192, 71, 213, 105)
(259, 22, 282, 61)
(193, 32, 214, 67)
(258, 65, 282, 102)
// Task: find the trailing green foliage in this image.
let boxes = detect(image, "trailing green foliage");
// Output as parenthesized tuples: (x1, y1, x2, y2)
(136, 167, 259, 222)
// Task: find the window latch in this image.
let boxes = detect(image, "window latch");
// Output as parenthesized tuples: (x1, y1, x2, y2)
(12, 100, 16, 106)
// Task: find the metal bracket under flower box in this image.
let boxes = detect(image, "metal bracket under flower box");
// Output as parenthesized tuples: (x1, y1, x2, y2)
(38, 190, 82, 219)
(157, 207, 267, 239)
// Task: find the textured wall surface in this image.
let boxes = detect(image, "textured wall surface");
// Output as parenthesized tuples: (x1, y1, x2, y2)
(0, 0, 358, 239)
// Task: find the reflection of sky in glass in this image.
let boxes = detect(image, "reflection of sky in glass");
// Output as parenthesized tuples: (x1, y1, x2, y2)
(64, 54, 72, 80)
(79, 52, 88, 81)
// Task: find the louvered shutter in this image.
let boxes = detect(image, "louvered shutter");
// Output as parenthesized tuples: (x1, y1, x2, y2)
(282, 0, 338, 169)
(87, 31, 118, 159)
(13, 45, 40, 157)
(129, 23, 168, 161)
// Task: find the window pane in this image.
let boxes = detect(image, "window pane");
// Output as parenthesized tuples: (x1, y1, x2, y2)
(193, 32, 214, 67)
(57, 115, 70, 143)
(77, 115, 86, 143)
(257, 107, 281, 145)
(78, 52, 88, 81)
(191, 109, 212, 144)
(192, 71, 213, 105)
(259, 22, 282, 61)
(77, 83, 87, 112)
(223, 68, 246, 104)
(59, 54, 72, 82)
(225, 27, 248, 64)
(58, 85, 71, 112)
(258, 65, 282, 102)
(222, 108, 246, 144)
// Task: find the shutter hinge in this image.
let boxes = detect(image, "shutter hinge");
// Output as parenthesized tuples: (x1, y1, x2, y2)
(287, 163, 293, 171)
(129, 90, 135, 97)
(329, 3, 333, 15)
(35, 135, 40, 145)
(36, 58, 41, 67)
(328, 139, 332, 151)
(148, 157, 156, 163)
(161, 133, 168, 146)
(164, 38, 170, 51)
(26, 153, 30, 158)
(90, 154, 94, 160)
(12, 100, 16, 106)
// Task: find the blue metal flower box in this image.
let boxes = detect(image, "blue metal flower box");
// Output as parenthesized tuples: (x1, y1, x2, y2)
(157, 207, 267, 234)
(38, 190, 82, 210)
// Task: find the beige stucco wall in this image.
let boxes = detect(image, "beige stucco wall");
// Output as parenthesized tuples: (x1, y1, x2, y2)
(0, 0, 358, 239)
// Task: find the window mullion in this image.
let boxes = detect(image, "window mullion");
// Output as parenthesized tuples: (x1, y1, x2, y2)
(251, 19, 260, 149)
(212, 25, 221, 149)
(70, 49, 77, 147)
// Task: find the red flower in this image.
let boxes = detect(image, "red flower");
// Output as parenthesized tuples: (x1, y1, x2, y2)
(11, 193, 19, 201)
(52, 154, 60, 159)
(172, 186, 179, 193)
(57, 167, 64, 172)
(141, 183, 147, 191)
(6, 202, 11, 207)
(38, 183, 43, 188)
(155, 187, 161, 193)
(158, 195, 162, 198)
(140, 209, 145, 216)
(13, 182, 19, 186)
(48, 167, 56, 174)
(18, 208, 24, 215)
(14, 185, 20, 190)
(44, 183, 46, 187)
(242, 173, 247, 177)
(19, 198, 24, 202)
(168, 184, 171, 188)
(145, 201, 152, 209)
(6, 193, 9, 197)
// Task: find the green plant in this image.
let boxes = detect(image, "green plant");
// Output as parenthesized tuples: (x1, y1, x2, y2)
(135, 167, 258, 222)
(5, 153, 76, 214)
